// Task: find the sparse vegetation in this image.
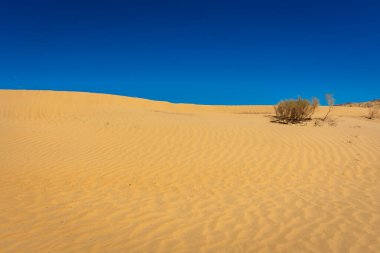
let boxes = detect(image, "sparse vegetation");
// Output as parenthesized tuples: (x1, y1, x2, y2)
(313, 119, 323, 127)
(323, 93, 335, 121)
(313, 117, 337, 127)
(274, 97, 319, 123)
(367, 106, 379, 119)
(326, 117, 337, 126)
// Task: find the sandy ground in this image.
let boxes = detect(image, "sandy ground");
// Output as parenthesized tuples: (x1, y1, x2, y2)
(1, 90, 379, 253)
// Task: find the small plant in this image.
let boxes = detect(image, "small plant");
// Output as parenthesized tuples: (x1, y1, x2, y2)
(314, 119, 323, 127)
(326, 117, 337, 126)
(313, 117, 337, 127)
(323, 93, 335, 121)
(274, 96, 319, 123)
(367, 106, 379, 119)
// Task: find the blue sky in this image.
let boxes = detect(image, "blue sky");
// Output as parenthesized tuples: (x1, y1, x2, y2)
(0, 0, 379, 105)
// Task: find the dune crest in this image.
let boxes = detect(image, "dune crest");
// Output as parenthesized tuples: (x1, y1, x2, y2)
(1, 90, 380, 253)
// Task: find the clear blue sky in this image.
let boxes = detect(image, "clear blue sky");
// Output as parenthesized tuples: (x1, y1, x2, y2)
(0, 0, 379, 105)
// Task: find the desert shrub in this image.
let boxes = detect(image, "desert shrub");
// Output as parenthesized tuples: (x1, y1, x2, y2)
(367, 106, 379, 119)
(274, 97, 319, 123)
(323, 94, 335, 121)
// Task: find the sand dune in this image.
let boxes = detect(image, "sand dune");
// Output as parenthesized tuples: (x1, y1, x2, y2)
(1, 90, 380, 253)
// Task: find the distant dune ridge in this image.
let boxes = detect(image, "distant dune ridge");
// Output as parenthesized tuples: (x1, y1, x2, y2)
(337, 99, 380, 108)
(1, 90, 380, 253)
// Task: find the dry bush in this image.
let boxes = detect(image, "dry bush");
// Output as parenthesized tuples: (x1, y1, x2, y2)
(323, 93, 335, 121)
(367, 106, 379, 119)
(274, 97, 319, 123)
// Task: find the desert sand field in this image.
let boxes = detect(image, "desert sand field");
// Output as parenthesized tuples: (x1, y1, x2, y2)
(0, 90, 379, 253)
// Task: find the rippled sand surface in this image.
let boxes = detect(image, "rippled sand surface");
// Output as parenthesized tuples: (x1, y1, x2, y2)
(1, 90, 379, 253)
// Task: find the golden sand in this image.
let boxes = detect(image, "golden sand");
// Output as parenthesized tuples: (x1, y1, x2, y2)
(1, 90, 379, 252)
